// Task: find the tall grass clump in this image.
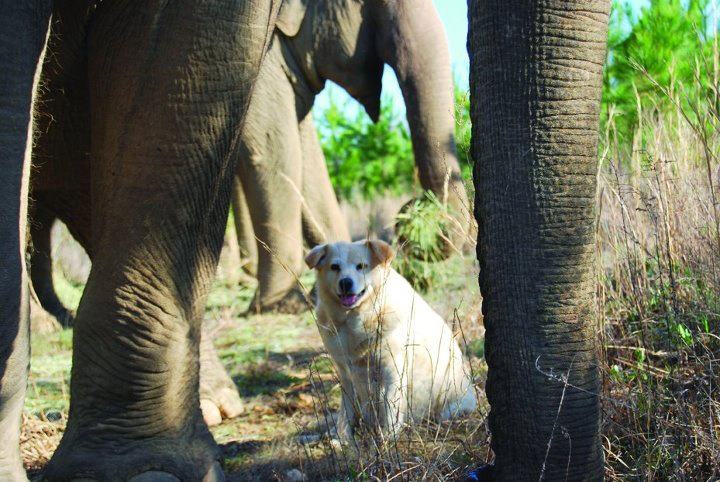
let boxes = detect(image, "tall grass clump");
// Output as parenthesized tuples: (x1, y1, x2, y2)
(598, 4, 720, 477)
(393, 192, 453, 292)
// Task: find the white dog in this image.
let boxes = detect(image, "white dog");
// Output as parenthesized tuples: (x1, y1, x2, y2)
(305, 240, 477, 440)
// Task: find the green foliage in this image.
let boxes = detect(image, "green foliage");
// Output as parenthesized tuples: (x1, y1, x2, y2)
(395, 192, 449, 262)
(317, 85, 474, 200)
(318, 96, 414, 199)
(454, 86, 473, 183)
(27, 329, 72, 416)
(466, 339, 485, 359)
(393, 192, 450, 291)
(599, 68, 720, 476)
(602, 0, 714, 140)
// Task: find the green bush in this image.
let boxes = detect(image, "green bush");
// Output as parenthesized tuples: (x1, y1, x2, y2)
(393, 192, 450, 292)
(454, 86, 472, 183)
(317, 85, 474, 200)
(317, 96, 414, 199)
(602, 0, 714, 141)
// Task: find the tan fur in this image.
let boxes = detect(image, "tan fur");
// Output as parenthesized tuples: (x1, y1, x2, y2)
(306, 240, 477, 440)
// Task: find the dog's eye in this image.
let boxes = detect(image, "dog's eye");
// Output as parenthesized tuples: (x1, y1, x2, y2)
(356, 263, 368, 271)
(330, 263, 340, 271)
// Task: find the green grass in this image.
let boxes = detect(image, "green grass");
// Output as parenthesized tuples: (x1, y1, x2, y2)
(26, 329, 72, 417)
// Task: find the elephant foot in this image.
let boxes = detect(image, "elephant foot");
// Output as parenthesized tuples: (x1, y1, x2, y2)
(247, 286, 310, 315)
(44, 432, 223, 482)
(200, 327, 243, 427)
(66, 463, 223, 482)
(200, 387, 244, 427)
(126, 462, 224, 482)
(44, 430, 222, 481)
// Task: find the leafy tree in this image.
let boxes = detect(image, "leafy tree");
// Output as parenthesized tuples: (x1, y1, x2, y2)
(317, 86, 474, 200)
(602, 0, 714, 140)
(317, 96, 414, 199)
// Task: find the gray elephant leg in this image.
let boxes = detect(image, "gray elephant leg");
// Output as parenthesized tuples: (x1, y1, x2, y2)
(231, 178, 258, 278)
(469, 0, 609, 479)
(29, 205, 75, 327)
(298, 112, 350, 246)
(0, 3, 52, 481)
(240, 41, 306, 314)
(31, 18, 245, 428)
(43, 1, 277, 479)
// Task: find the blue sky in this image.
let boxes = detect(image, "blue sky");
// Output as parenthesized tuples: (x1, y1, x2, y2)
(315, 0, 650, 118)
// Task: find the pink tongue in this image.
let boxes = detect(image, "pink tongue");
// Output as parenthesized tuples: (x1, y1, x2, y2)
(340, 294, 358, 307)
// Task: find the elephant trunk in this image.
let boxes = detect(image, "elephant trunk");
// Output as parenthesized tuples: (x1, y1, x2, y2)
(375, 0, 470, 227)
(469, 0, 609, 480)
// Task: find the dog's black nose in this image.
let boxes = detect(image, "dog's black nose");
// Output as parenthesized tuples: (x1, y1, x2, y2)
(339, 277, 353, 294)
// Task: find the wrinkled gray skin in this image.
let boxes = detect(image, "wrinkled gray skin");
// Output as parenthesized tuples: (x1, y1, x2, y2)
(26, 212, 241, 426)
(26, 0, 469, 425)
(1, 0, 279, 480)
(469, 0, 609, 480)
(232, 0, 471, 312)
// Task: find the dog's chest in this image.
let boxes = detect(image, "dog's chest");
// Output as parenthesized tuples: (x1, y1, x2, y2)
(319, 312, 379, 360)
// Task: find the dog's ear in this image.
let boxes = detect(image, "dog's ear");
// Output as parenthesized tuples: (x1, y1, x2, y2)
(367, 239, 394, 266)
(305, 244, 327, 269)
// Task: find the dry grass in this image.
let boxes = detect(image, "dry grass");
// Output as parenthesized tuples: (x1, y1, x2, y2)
(207, 249, 489, 482)
(597, 74, 720, 479)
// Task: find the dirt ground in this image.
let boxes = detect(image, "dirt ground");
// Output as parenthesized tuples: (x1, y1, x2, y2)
(21, 235, 489, 481)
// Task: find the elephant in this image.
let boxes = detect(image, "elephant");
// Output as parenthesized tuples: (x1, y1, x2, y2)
(228, 0, 473, 312)
(27, 0, 473, 316)
(25, 0, 470, 423)
(1, 1, 610, 481)
(1, 0, 468, 479)
(29, 0, 252, 427)
(1, 0, 280, 479)
(468, 0, 609, 480)
(27, 207, 243, 426)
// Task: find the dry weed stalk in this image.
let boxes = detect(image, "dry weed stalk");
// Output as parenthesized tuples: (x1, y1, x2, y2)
(598, 52, 720, 479)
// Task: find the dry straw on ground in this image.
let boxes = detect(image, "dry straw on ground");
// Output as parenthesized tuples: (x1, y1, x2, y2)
(598, 60, 720, 479)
